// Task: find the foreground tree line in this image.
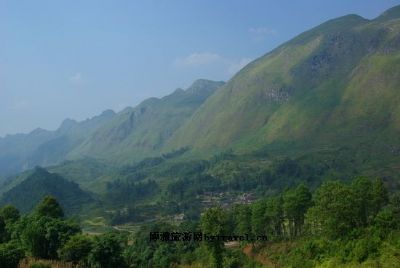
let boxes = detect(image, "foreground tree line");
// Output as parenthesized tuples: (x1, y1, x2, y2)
(201, 177, 400, 267)
(0, 196, 127, 268)
(1, 177, 400, 267)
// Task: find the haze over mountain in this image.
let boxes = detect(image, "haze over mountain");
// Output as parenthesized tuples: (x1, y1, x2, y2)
(3, 1, 395, 139)
(2, 4, 400, 268)
(1, 5, 400, 189)
(68, 79, 225, 163)
(0, 79, 224, 177)
(0, 110, 115, 177)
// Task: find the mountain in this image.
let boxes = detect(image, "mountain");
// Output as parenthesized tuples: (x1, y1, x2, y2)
(3, 6, 400, 192)
(0, 110, 116, 177)
(1, 6, 400, 224)
(0, 167, 93, 215)
(0, 79, 223, 178)
(166, 8, 400, 176)
(68, 79, 225, 163)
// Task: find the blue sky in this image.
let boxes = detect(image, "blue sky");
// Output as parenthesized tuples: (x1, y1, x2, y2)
(1, 0, 399, 136)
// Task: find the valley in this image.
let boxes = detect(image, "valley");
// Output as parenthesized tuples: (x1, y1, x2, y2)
(1, 4, 400, 268)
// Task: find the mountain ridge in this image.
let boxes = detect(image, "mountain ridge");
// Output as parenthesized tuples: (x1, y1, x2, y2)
(0, 109, 116, 177)
(67, 79, 225, 163)
(0, 79, 224, 178)
(164, 6, 400, 164)
(1, 5, 400, 183)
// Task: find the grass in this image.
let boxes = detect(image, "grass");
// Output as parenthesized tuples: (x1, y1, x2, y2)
(19, 258, 75, 268)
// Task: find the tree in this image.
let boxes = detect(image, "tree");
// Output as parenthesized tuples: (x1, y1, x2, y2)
(265, 196, 284, 239)
(371, 178, 389, 216)
(35, 196, 64, 219)
(200, 207, 228, 268)
(251, 201, 266, 240)
(21, 216, 80, 259)
(0, 217, 6, 243)
(234, 205, 252, 237)
(88, 232, 126, 268)
(0, 205, 20, 224)
(351, 177, 389, 226)
(306, 181, 360, 239)
(0, 205, 20, 243)
(152, 243, 178, 268)
(352, 177, 374, 226)
(59, 234, 93, 264)
(283, 184, 312, 237)
(0, 240, 25, 268)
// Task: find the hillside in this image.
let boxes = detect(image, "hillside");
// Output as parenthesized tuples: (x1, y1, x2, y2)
(0, 80, 223, 177)
(68, 79, 224, 163)
(0, 167, 93, 215)
(166, 9, 400, 177)
(0, 110, 116, 177)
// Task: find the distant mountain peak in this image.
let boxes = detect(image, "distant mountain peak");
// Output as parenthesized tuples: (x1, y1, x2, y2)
(376, 5, 400, 21)
(59, 118, 78, 131)
(189, 78, 225, 88)
(185, 79, 225, 95)
(100, 109, 116, 117)
(29, 127, 48, 135)
(172, 88, 185, 94)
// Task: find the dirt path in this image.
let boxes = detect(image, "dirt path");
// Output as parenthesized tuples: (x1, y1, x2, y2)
(243, 244, 279, 268)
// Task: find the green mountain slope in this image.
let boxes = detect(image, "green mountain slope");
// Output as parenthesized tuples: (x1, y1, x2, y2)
(0, 167, 93, 214)
(0, 79, 222, 180)
(68, 79, 224, 163)
(167, 9, 400, 169)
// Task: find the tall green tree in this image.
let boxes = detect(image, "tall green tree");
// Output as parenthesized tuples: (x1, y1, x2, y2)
(307, 181, 360, 239)
(234, 205, 252, 236)
(21, 216, 80, 259)
(200, 207, 228, 268)
(59, 234, 93, 265)
(371, 178, 389, 216)
(0, 240, 25, 268)
(88, 232, 126, 268)
(251, 201, 266, 239)
(283, 184, 312, 237)
(0, 217, 6, 243)
(35, 195, 64, 219)
(351, 177, 389, 226)
(0, 205, 20, 224)
(265, 196, 284, 239)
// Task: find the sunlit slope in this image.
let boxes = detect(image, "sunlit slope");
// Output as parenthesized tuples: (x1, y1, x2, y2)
(168, 10, 400, 157)
(68, 79, 224, 163)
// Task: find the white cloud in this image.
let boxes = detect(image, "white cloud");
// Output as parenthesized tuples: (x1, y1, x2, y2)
(227, 57, 253, 75)
(69, 72, 82, 84)
(173, 52, 222, 67)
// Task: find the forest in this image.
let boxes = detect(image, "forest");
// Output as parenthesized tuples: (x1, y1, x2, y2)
(1, 176, 399, 267)
(2, 3, 400, 268)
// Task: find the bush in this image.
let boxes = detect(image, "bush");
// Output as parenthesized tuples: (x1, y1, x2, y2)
(0, 241, 25, 268)
(59, 234, 93, 263)
(350, 235, 380, 263)
(88, 232, 127, 268)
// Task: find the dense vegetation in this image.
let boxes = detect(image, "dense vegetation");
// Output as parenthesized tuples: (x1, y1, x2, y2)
(1, 5, 400, 268)
(1, 177, 399, 267)
(0, 167, 93, 215)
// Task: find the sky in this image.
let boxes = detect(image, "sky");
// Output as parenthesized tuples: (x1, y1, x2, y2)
(1, 0, 400, 137)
